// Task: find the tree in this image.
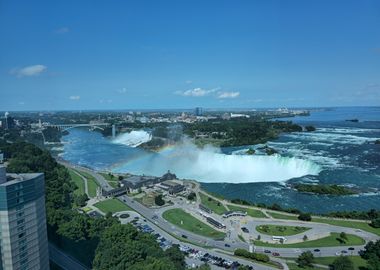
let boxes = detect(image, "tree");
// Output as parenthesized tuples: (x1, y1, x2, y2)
(370, 218, 380, 228)
(339, 232, 347, 243)
(164, 245, 186, 270)
(331, 256, 354, 270)
(359, 240, 380, 270)
(155, 194, 165, 206)
(74, 194, 89, 207)
(93, 223, 178, 270)
(298, 213, 312, 221)
(187, 192, 196, 201)
(296, 251, 314, 268)
(118, 175, 123, 181)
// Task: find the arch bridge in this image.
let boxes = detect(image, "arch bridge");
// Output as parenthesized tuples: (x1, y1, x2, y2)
(44, 123, 111, 132)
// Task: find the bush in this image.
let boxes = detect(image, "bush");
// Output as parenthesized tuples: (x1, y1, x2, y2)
(298, 213, 312, 221)
(234, 249, 269, 263)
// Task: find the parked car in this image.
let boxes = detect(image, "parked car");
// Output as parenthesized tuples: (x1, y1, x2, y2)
(224, 243, 231, 247)
(241, 227, 249, 233)
(272, 252, 280, 256)
(182, 234, 188, 239)
(264, 250, 271, 253)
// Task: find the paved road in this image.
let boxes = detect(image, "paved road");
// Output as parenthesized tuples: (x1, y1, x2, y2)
(61, 161, 378, 268)
(118, 206, 282, 270)
(49, 243, 89, 270)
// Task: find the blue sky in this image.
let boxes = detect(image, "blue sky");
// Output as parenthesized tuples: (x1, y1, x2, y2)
(0, 0, 379, 111)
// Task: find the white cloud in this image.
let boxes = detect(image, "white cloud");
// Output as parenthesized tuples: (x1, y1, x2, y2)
(217, 91, 240, 99)
(18, 101, 25, 105)
(175, 87, 220, 97)
(185, 80, 193, 84)
(69, 95, 80, 100)
(117, 88, 127, 94)
(10, 65, 47, 77)
(99, 99, 113, 103)
(55, 27, 69, 34)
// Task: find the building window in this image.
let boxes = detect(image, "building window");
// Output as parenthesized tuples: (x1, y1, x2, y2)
(19, 245, 27, 252)
(19, 251, 27, 258)
(19, 238, 27, 245)
(18, 232, 25, 239)
(17, 219, 24, 225)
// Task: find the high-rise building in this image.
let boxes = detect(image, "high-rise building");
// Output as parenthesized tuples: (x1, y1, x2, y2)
(0, 165, 49, 270)
(194, 107, 203, 116)
(1, 112, 14, 130)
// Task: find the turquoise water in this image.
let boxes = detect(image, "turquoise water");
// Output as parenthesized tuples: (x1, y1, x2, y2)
(61, 107, 380, 213)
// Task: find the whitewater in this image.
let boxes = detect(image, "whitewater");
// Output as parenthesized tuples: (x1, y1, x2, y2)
(113, 140, 321, 183)
(112, 130, 152, 147)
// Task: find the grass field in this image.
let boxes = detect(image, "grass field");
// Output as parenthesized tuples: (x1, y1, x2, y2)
(268, 212, 299, 220)
(228, 205, 267, 218)
(256, 224, 311, 236)
(254, 232, 365, 248)
(313, 217, 380, 237)
(75, 170, 99, 197)
(82, 206, 92, 213)
(69, 169, 85, 195)
(199, 193, 227, 215)
(100, 172, 119, 188)
(313, 256, 368, 270)
(94, 198, 133, 214)
(163, 208, 226, 239)
(87, 178, 99, 198)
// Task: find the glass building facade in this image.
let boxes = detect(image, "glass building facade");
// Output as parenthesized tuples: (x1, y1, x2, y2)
(0, 169, 49, 270)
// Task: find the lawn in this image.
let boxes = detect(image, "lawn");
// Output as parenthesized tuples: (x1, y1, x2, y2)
(314, 256, 368, 270)
(256, 224, 311, 236)
(100, 172, 119, 188)
(94, 198, 133, 214)
(82, 206, 93, 213)
(199, 193, 227, 215)
(87, 178, 99, 198)
(268, 211, 299, 220)
(162, 208, 226, 239)
(266, 211, 380, 237)
(69, 169, 85, 195)
(254, 232, 365, 248)
(313, 217, 380, 237)
(228, 205, 267, 218)
(76, 170, 99, 198)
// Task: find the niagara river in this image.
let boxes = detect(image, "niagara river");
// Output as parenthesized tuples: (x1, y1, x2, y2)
(60, 107, 380, 213)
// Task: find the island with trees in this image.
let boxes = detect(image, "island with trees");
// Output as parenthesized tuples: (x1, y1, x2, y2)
(292, 183, 357, 196)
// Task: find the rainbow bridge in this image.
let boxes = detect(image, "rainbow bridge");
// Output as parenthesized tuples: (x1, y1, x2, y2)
(44, 122, 111, 131)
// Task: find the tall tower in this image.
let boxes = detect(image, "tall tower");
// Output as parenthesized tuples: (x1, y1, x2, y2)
(4, 112, 9, 130)
(112, 124, 116, 138)
(0, 165, 50, 270)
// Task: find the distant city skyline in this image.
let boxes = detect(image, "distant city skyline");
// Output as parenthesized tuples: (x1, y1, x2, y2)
(1, 0, 379, 111)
